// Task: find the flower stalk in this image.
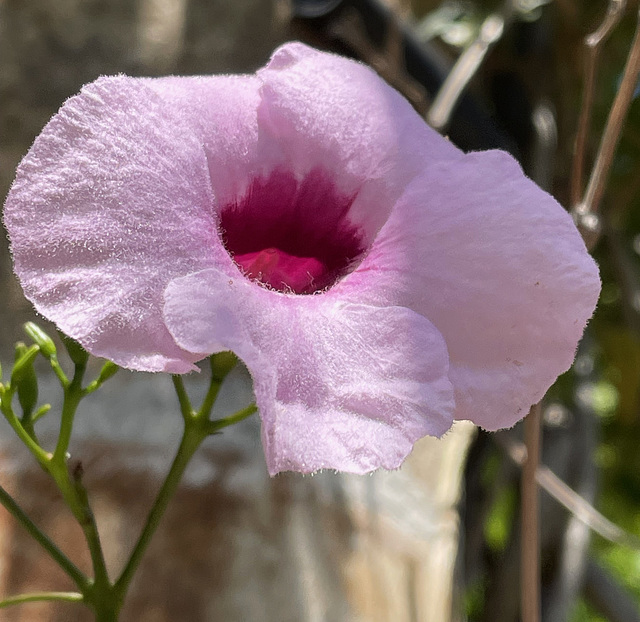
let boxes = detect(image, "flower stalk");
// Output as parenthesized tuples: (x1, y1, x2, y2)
(115, 357, 252, 602)
(112, 401, 212, 601)
(0, 341, 254, 621)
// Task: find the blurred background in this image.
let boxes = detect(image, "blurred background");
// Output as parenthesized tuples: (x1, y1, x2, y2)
(1, 0, 640, 621)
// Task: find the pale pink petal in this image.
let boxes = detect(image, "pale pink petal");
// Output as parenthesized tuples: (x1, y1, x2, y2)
(141, 74, 269, 207)
(163, 268, 455, 474)
(4, 75, 261, 371)
(256, 42, 464, 239)
(332, 150, 601, 430)
(4, 41, 601, 476)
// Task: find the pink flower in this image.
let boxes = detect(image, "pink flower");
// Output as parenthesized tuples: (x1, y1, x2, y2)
(3, 43, 600, 474)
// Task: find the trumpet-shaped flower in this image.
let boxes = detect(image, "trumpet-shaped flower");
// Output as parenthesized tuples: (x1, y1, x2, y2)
(3, 43, 600, 474)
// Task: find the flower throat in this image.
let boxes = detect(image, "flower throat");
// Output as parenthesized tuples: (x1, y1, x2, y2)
(219, 168, 365, 294)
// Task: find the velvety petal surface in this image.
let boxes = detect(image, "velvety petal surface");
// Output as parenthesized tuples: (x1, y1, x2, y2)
(4, 40, 600, 475)
(141, 74, 267, 208)
(333, 150, 601, 430)
(4, 75, 262, 371)
(163, 268, 455, 474)
(256, 43, 463, 239)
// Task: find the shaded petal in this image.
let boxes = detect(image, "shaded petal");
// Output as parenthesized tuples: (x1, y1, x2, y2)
(164, 268, 455, 474)
(333, 150, 601, 430)
(141, 74, 268, 207)
(257, 42, 463, 239)
(3, 75, 255, 371)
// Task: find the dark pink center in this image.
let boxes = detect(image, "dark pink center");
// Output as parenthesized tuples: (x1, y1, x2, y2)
(219, 168, 365, 294)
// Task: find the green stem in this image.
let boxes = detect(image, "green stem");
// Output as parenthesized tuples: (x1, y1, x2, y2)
(1, 354, 255, 621)
(199, 375, 222, 420)
(1, 358, 112, 617)
(32, 403, 52, 423)
(199, 353, 236, 418)
(172, 375, 193, 420)
(0, 591, 84, 609)
(20, 413, 39, 446)
(207, 403, 257, 434)
(0, 484, 87, 590)
(113, 415, 209, 600)
(84, 582, 120, 622)
(50, 357, 69, 388)
(114, 376, 255, 601)
(0, 391, 51, 468)
(48, 360, 111, 593)
(53, 362, 85, 462)
(76, 479, 110, 588)
(48, 460, 110, 591)
(84, 362, 119, 396)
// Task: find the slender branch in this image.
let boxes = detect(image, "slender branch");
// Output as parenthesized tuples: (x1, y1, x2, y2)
(497, 433, 640, 548)
(2, 351, 111, 611)
(53, 362, 86, 463)
(521, 403, 542, 622)
(114, 398, 256, 600)
(0, 392, 51, 468)
(571, 0, 626, 206)
(171, 375, 193, 421)
(0, 484, 87, 590)
(113, 419, 207, 599)
(45, 462, 110, 592)
(49, 357, 70, 388)
(32, 403, 52, 424)
(199, 353, 237, 419)
(581, 7, 640, 215)
(198, 372, 223, 421)
(83, 362, 119, 395)
(71, 469, 111, 590)
(207, 403, 257, 435)
(0, 591, 84, 609)
(48, 360, 111, 590)
(427, 2, 516, 131)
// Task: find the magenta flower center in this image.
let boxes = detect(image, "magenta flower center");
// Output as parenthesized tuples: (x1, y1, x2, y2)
(220, 169, 366, 294)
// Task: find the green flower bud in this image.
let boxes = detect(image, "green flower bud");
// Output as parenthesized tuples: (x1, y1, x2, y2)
(12, 343, 39, 416)
(96, 361, 119, 385)
(32, 403, 52, 422)
(23, 322, 57, 359)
